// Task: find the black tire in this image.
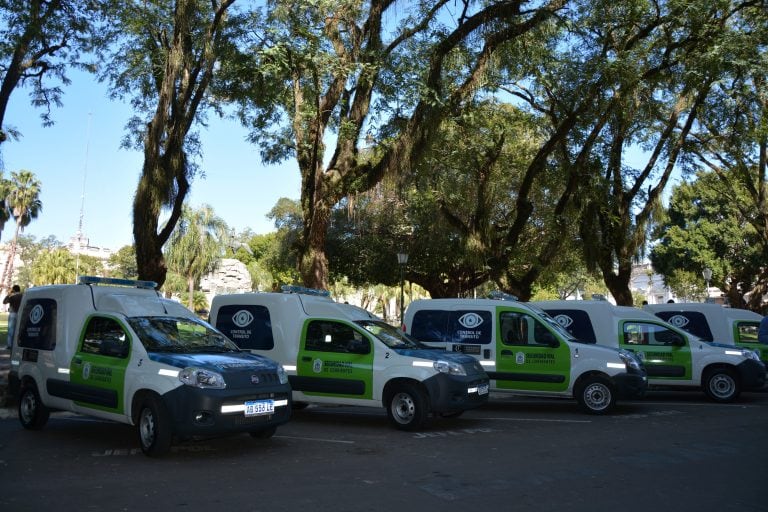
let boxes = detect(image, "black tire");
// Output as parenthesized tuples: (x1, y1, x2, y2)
(703, 368, 740, 403)
(137, 395, 173, 457)
(386, 382, 429, 431)
(18, 383, 49, 430)
(576, 376, 616, 415)
(250, 426, 277, 439)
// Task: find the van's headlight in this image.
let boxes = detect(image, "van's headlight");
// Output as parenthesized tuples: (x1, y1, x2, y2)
(434, 360, 467, 376)
(277, 365, 289, 384)
(179, 367, 226, 389)
(619, 350, 642, 371)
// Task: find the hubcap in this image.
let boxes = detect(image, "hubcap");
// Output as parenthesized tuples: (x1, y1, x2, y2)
(709, 374, 735, 399)
(139, 408, 156, 448)
(21, 391, 35, 423)
(392, 392, 415, 424)
(584, 383, 611, 411)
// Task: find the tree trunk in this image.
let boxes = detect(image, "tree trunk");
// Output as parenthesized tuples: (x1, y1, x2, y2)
(603, 269, 635, 306)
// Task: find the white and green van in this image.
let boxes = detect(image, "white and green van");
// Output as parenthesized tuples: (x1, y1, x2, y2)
(10, 277, 292, 456)
(532, 300, 766, 402)
(643, 302, 768, 365)
(402, 297, 648, 414)
(209, 287, 490, 431)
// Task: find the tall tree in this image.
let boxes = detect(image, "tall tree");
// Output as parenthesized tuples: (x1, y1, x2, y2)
(164, 204, 228, 310)
(683, 1, 768, 309)
(501, 0, 748, 305)
(1, 169, 41, 291)
(229, 0, 568, 289)
(0, 0, 104, 146)
(101, 0, 239, 287)
(651, 171, 763, 309)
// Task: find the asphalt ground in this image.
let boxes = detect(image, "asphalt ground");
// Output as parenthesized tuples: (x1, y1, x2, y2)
(1, 386, 766, 512)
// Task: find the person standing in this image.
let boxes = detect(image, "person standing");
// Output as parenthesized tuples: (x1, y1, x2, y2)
(759, 315, 768, 345)
(4, 284, 22, 349)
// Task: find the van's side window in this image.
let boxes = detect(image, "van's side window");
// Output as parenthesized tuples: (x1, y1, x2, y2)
(622, 322, 683, 346)
(500, 312, 557, 347)
(736, 322, 759, 343)
(81, 317, 129, 358)
(305, 320, 370, 354)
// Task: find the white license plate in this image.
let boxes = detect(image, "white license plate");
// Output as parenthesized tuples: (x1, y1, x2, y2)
(244, 399, 275, 416)
(477, 384, 489, 395)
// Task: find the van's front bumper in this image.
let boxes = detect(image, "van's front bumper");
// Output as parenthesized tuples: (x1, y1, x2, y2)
(612, 370, 648, 399)
(737, 359, 766, 390)
(159, 383, 292, 438)
(421, 373, 490, 413)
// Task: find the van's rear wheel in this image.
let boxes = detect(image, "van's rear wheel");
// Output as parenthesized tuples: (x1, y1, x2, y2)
(18, 383, 49, 430)
(137, 395, 173, 457)
(576, 377, 615, 414)
(704, 368, 740, 403)
(387, 383, 428, 431)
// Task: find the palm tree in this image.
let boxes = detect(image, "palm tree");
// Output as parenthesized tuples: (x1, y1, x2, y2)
(164, 204, 228, 311)
(1, 170, 42, 290)
(30, 248, 77, 285)
(0, 173, 11, 240)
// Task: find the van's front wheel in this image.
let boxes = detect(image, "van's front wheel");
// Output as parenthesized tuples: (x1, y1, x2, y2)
(576, 377, 615, 414)
(386, 383, 428, 431)
(137, 395, 173, 457)
(704, 368, 740, 403)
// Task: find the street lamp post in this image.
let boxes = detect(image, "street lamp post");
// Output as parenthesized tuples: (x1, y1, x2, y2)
(397, 252, 409, 324)
(703, 267, 712, 300)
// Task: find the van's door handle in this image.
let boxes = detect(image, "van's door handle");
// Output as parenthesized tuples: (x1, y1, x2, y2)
(72, 357, 82, 365)
(301, 356, 311, 362)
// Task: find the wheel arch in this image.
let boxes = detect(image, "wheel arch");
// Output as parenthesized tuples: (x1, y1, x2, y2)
(382, 377, 428, 408)
(572, 370, 612, 398)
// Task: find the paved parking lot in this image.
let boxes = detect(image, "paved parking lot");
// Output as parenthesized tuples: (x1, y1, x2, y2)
(1, 390, 766, 512)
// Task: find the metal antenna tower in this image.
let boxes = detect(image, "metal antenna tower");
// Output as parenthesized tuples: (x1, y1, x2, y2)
(75, 112, 92, 280)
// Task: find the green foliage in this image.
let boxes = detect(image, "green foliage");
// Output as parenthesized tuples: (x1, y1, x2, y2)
(0, 0, 106, 140)
(164, 204, 228, 309)
(30, 248, 77, 285)
(107, 245, 138, 279)
(651, 170, 760, 307)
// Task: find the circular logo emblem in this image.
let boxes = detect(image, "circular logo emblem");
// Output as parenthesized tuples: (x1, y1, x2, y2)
(553, 314, 573, 329)
(312, 359, 323, 373)
(82, 362, 91, 380)
(29, 304, 45, 324)
(250, 374, 260, 385)
(232, 309, 254, 328)
(458, 312, 484, 329)
(668, 314, 689, 328)
(515, 352, 525, 365)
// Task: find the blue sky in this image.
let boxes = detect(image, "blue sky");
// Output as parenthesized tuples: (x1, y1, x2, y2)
(1, 70, 301, 251)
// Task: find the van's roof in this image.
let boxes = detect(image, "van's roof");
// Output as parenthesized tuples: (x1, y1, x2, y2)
(643, 302, 762, 321)
(211, 292, 379, 322)
(22, 283, 181, 317)
(532, 300, 661, 321)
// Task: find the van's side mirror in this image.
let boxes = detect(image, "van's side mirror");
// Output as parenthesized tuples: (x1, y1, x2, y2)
(541, 332, 559, 348)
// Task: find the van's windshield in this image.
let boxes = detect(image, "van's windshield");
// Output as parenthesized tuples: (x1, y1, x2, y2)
(128, 316, 240, 353)
(356, 320, 424, 349)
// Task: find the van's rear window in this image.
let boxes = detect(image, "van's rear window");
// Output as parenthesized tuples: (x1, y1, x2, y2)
(17, 298, 57, 351)
(214, 304, 275, 350)
(654, 311, 713, 341)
